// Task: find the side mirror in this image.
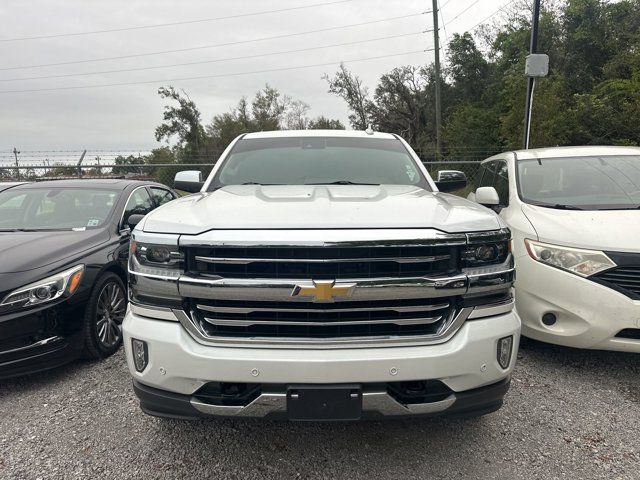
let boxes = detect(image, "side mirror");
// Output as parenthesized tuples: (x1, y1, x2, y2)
(475, 186, 500, 206)
(174, 170, 204, 193)
(435, 170, 467, 193)
(127, 214, 145, 230)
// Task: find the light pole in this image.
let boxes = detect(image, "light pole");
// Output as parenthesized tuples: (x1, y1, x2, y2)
(523, 0, 548, 149)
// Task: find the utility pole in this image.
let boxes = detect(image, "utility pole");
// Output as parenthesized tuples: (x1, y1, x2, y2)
(523, 0, 542, 149)
(432, 0, 442, 159)
(12, 147, 20, 181)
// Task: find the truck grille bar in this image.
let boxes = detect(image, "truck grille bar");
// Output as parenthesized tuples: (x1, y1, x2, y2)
(187, 245, 457, 280)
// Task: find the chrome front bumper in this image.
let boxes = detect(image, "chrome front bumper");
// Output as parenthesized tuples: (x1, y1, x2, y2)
(190, 391, 456, 417)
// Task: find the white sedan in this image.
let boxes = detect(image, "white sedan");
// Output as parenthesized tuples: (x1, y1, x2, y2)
(469, 146, 640, 352)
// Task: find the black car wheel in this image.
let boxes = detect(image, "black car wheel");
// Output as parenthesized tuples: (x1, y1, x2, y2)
(82, 272, 127, 359)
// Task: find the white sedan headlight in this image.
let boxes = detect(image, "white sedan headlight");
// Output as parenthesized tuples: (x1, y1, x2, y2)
(524, 239, 615, 277)
(0, 265, 85, 308)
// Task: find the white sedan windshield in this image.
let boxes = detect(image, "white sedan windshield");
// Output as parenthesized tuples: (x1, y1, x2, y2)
(517, 156, 640, 210)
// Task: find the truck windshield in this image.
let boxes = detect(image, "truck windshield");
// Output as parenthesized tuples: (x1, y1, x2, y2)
(0, 187, 119, 231)
(517, 155, 640, 210)
(210, 137, 429, 189)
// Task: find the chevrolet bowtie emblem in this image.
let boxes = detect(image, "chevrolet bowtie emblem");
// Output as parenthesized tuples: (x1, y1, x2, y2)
(291, 280, 356, 302)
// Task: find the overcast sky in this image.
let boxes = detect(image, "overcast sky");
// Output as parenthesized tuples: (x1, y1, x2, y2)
(0, 0, 511, 161)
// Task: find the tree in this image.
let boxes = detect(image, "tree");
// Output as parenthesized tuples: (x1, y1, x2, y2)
(112, 155, 145, 175)
(251, 85, 289, 131)
(155, 86, 207, 161)
(323, 64, 371, 129)
(285, 100, 311, 130)
(307, 116, 345, 130)
(446, 33, 492, 105)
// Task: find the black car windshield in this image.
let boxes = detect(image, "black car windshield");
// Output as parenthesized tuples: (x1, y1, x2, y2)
(0, 187, 119, 231)
(210, 137, 428, 189)
(517, 155, 640, 209)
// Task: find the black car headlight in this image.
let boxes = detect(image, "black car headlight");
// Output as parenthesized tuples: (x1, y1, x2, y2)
(0, 264, 85, 309)
(462, 229, 511, 268)
(129, 232, 183, 279)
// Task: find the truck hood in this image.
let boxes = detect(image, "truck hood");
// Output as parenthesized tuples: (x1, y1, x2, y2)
(141, 185, 502, 234)
(522, 204, 640, 253)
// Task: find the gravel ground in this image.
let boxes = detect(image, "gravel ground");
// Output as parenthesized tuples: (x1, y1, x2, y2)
(1, 340, 639, 480)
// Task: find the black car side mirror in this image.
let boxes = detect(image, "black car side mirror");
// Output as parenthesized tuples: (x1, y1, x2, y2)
(127, 214, 145, 230)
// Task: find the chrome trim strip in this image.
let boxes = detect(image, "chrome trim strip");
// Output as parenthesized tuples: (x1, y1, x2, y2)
(195, 302, 450, 314)
(467, 299, 514, 320)
(189, 391, 455, 417)
(173, 307, 473, 349)
(0, 336, 64, 356)
(129, 271, 180, 281)
(178, 274, 471, 302)
(202, 315, 443, 327)
(194, 255, 451, 265)
(362, 392, 455, 415)
(191, 393, 287, 417)
(179, 229, 468, 248)
(130, 303, 179, 322)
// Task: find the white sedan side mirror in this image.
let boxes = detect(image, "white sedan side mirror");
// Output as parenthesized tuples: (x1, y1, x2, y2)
(475, 186, 500, 206)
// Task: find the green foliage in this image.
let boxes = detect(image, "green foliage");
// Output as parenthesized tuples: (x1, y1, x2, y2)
(154, 86, 207, 161)
(112, 155, 145, 175)
(307, 116, 345, 130)
(323, 64, 372, 129)
(324, 0, 640, 157)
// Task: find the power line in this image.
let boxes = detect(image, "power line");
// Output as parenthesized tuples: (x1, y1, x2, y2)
(438, 0, 449, 45)
(0, 0, 354, 43)
(444, 0, 482, 26)
(0, 49, 429, 94)
(0, 13, 425, 72)
(468, 0, 518, 31)
(0, 32, 427, 83)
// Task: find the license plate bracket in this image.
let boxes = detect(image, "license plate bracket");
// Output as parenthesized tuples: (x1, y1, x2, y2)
(287, 385, 362, 421)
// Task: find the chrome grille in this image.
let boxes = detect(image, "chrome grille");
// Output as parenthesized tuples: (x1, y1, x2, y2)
(190, 298, 455, 339)
(186, 245, 457, 279)
(595, 266, 640, 299)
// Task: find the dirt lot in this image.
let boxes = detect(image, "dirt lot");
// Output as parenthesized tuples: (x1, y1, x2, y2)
(1, 339, 638, 480)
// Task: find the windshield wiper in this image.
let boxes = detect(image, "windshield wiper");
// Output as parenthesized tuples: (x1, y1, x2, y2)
(304, 181, 380, 186)
(240, 182, 285, 186)
(0, 228, 69, 232)
(595, 205, 640, 210)
(533, 203, 584, 210)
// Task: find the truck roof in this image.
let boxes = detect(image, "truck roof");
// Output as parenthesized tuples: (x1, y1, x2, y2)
(242, 130, 398, 140)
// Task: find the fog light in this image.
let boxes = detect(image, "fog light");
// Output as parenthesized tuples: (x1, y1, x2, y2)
(497, 336, 513, 369)
(131, 339, 148, 372)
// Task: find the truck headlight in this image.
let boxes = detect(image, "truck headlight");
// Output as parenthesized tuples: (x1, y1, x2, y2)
(463, 229, 510, 267)
(129, 232, 183, 279)
(0, 265, 85, 309)
(524, 239, 615, 277)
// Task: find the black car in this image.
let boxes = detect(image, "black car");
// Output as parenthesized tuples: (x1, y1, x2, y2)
(0, 179, 178, 379)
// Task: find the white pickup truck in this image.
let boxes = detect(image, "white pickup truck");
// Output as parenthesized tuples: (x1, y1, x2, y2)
(123, 130, 520, 421)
